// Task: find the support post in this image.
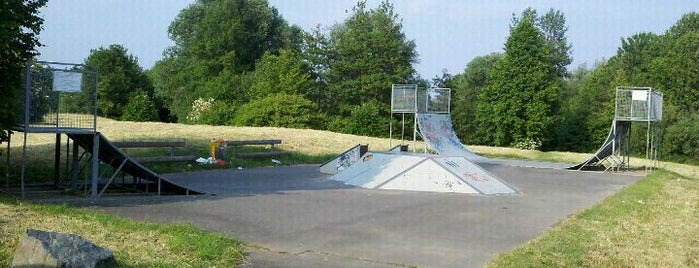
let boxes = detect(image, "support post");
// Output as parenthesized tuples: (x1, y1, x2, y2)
(54, 133, 61, 186)
(20, 60, 32, 199)
(5, 132, 11, 193)
(401, 113, 405, 145)
(413, 115, 418, 153)
(389, 112, 393, 148)
(65, 138, 70, 177)
(90, 134, 99, 198)
(70, 139, 79, 189)
(20, 131, 28, 199)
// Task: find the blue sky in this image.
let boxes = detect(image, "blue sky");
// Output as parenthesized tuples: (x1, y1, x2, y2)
(37, 0, 696, 79)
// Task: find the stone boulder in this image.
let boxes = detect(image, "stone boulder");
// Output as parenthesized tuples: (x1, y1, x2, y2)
(12, 229, 116, 268)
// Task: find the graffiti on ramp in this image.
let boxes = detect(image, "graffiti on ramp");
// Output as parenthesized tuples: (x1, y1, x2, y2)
(417, 113, 484, 160)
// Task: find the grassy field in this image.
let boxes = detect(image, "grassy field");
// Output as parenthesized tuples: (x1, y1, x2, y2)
(487, 170, 698, 267)
(0, 196, 244, 267)
(1, 118, 698, 266)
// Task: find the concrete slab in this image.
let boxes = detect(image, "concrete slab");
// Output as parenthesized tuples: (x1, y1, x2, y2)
(58, 163, 642, 268)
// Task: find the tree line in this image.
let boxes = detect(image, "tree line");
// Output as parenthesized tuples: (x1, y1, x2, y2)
(2, 0, 697, 164)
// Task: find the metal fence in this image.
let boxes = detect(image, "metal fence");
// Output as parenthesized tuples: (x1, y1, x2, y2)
(615, 86, 663, 122)
(16, 61, 98, 133)
(391, 85, 451, 114)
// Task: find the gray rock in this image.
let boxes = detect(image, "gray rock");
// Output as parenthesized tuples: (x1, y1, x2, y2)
(12, 229, 116, 268)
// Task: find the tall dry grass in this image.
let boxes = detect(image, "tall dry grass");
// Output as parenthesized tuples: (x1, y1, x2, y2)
(6, 116, 697, 178)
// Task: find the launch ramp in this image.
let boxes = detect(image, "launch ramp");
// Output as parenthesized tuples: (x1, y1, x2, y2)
(68, 133, 203, 196)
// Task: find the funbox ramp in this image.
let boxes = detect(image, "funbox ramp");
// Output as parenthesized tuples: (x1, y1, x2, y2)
(329, 152, 517, 195)
(416, 113, 485, 161)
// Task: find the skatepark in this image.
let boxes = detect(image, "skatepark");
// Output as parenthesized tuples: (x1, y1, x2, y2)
(72, 161, 640, 267)
(8, 72, 660, 267)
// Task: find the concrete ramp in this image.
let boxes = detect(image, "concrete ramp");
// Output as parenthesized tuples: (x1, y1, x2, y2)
(329, 152, 517, 195)
(417, 113, 484, 160)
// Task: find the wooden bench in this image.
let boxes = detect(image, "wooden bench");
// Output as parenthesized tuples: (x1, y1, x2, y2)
(112, 141, 197, 163)
(226, 139, 291, 158)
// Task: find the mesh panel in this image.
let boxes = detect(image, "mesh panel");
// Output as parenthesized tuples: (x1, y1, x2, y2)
(426, 87, 451, 113)
(391, 84, 418, 113)
(17, 61, 98, 132)
(615, 87, 662, 122)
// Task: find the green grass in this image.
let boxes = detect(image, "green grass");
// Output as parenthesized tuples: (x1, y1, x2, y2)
(486, 170, 699, 267)
(0, 195, 244, 267)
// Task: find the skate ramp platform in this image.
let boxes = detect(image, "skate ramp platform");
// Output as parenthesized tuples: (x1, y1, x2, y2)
(329, 152, 517, 195)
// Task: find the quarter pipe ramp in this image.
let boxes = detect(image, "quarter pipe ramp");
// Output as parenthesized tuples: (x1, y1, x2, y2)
(416, 113, 484, 160)
(568, 120, 631, 170)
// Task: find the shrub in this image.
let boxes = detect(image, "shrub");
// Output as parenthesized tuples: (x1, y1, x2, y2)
(121, 93, 159, 122)
(343, 101, 390, 137)
(232, 93, 323, 129)
(661, 114, 699, 164)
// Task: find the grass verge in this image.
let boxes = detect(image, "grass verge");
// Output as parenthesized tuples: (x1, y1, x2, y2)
(486, 170, 699, 267)
(0, 195, 244, 267)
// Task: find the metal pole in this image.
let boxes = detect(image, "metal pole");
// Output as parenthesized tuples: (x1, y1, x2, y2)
(401, 113, 405, 145)
(65, 138, 70, 176)
(5, 132, 11, 193)
(19, 60, 32, 199)
(90, 133, 99, 198)
(71, 138, 79, 189)
(20, 132, 28, 199)
(93, 69, 98, 131)
(389, 112, 393, 148)
(389, 87, 393, 148)
(413, 114, 418, 153)
(54, 133, 61, 186)
(413, 86, 418, 152)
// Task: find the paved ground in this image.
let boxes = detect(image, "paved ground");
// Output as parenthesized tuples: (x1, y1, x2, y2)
(63, 163, 641, 268)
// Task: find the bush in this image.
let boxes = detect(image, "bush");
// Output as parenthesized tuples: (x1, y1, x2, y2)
(121, 93, 159, 122)
(343, 101, 390, 137)
(199, 100, 237, 126)
(661, 114, 699, 164)
(232, 93, 324, 129)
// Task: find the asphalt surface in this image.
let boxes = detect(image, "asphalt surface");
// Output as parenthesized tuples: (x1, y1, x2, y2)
(62, 163, 641, 268)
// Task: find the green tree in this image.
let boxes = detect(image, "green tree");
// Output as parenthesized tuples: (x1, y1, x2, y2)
(326, 0, 417, 115)
(477, 18, 560, 148)
(247, 49, 315, 99)
(451, 53, 502, 145)
(512, 8, 572, 78)
(152, 0, 302, 123)
(84, 44, 154, 119)
(0, 0, 47, 145)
